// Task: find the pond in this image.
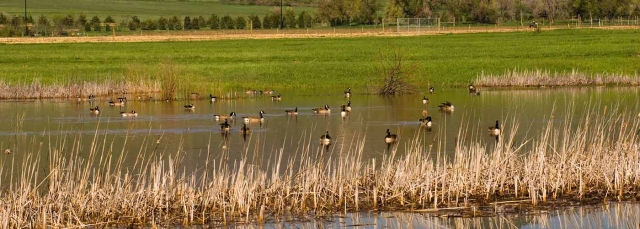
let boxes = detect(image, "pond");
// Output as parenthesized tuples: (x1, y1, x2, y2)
(1, 87, 639, 172)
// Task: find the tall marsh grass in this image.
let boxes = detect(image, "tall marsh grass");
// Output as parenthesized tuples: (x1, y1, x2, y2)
(475, 69, 640, 87)
(1, 106, 639, 227)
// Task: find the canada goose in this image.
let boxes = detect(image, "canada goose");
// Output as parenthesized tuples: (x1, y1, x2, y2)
(422, 96, 429, 105)
(469, 84, 477, 94)
(344, 87, 351, 97)
(89, 106, 100, 115)
(312, 105, 331, 114)
(77, 94, 95, 102)
(264, 90, 275, 95)
(420, 116, 433, 128)
(220, 119, 231, 132)
(489, 120, 501, 136)
(429, 87, 435, 94)
(240, 124, 251, 135)
(184, 104, 195, 110)
(121, 110, 137, 117)
(209, 94, 217, 102)
(109, 99, 125, 106)
(271, 93, 282, 101)
(384, 129, 398, 144)
(285, 107, 298, 115)
(214, 112, 237, 121)
(243, 110, 265, 123)
(438, 101, 455, 112)
(345, 101, 352, 112)
(340, 105, 348, 117)
(320, 131, 332, 146)
(246, 90, 257, 94)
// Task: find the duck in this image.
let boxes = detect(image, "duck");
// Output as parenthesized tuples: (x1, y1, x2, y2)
(422, 96, 429, 105)
(438, 101, 455, 112)
(285, 107, 298, 115)
(220, 119, 231, 132)
(312, 105, 331, 114)
(214, 112, 237, 121)
(109, 98, 125, 106)
(184, 104, 195, 110)
(419, 116, 432, 128)
(344, 87, 351, 98)
(429, 87, 435, 94)
(320, 131, 332, 146)
(120, 110, 137, 117)
(384, 129, 398, 144)
(469, 84, 477, 94)
(489, 120, 501, 136)
(240, 124, 251, 135)
(340, 105, 348, 117)
(209, 94, 217, 102)
(345, 101, 352, 112)
(89, 106, 100, 115)
(243, 110, 265, 123)
(271, 93, 282, 101)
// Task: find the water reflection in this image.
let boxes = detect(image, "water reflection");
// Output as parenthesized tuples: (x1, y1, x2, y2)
(1, 87, 640, 172)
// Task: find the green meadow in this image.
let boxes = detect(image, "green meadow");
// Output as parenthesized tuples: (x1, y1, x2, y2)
(1, 29, 639, 93)
(0, 0, 315, 20)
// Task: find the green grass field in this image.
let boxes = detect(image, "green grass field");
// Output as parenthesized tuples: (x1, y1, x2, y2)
(0, 0, 315, 20)
(1, 29, 639, 93)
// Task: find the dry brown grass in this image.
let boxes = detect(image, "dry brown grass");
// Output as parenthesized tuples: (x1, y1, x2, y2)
(475, 69, 640, 87)
(1, 105, 639, 227)
(0, 79, 160, 99)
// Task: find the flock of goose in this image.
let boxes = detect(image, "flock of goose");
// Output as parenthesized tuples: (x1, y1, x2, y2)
(81, 84, 502, 146)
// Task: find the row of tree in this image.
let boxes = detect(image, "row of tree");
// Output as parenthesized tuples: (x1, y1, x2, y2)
(0, 8, 320, 36)
(316, 0, 640, 25)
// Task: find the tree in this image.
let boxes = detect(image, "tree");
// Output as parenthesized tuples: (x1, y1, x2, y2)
(168, 16, 182, 30)
(104, 15, 115, 31)
(221, 15, 234, 29)
(263, 8, 281, 28)
(128, 16, 141, 31)
(77, 13, 88, 28)
(235, 15, 247, 29)
(158, 17, 168, 30)
(284, 7, 297, 28)
(184, 16, 192, 30)
(197, 16, 206, 28)
(62, 14, 74, 27)
(141, 18, 157, 30)
(297, 11, 307, 28)
(90, 16, 101, 31)
(192, 17, 201, 29)
(209, 14, 220, 29)
(0, 13, 8, 24)
(249, 14, 261, 29)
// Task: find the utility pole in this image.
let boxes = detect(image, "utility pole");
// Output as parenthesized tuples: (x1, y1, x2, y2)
(279, 0, 283, 29)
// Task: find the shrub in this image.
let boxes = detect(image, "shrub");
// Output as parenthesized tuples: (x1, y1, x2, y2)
(377, 49, 418, 95)
(104, 16, 115, 31)
(284, 7, 296, 28)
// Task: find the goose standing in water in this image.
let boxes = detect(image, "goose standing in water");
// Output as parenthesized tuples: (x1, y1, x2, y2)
(320, 131, 332, 146)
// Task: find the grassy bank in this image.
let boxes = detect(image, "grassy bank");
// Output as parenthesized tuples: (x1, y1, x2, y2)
(1, 105, 639, 227)
(1, 28, 639, 97)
